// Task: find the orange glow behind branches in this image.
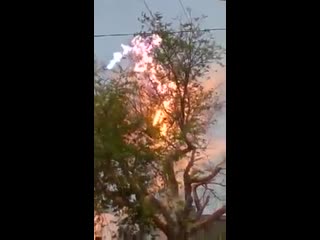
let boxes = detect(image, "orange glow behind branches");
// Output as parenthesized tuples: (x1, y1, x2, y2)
(107, 34, 176, 136)
(130, 34, 175, 136)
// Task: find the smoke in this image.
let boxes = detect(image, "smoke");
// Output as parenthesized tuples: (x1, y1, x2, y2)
(175, 65, 226, 172)
(173, 65, 226, 213)
(204, 65, 226, 166)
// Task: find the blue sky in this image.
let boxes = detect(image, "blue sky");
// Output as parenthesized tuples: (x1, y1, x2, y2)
(94, 0, 226, 62)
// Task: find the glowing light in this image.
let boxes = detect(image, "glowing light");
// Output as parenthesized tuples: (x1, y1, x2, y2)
(106, 52, 123, 69)
(107, 34, 175, 136)
(153, 110, 162, 126)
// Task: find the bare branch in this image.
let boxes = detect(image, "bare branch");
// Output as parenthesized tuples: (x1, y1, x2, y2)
(183, 149, 196, 212)
(199, 185, 208, 203)
(211, 182, 226, 187)
(192, 183, 202, 212)
(191, 167, 222, 184)
(184, 150, 196, 177)
(163, 160, 179, 196)
(196, 195, 210, 219)
(192, 205, 226, 231)
(206, 187, 224, 201)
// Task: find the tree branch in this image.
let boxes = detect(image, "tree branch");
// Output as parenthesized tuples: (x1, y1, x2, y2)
(192, 205, 226, 231)
(183, 150, 196, 212)
(192, 183, 202, 212)
(145, 195, 176, 227)
(192, 183, 211, 219)
(211, 182, 226, 187)
(191, 167, 222, 184)
(163, 160, 179, 196)
(184, 150, 196, 177)
(209, 189, 223, 201)
(164, 145, 195, 197)
(196, 195, 210, 219)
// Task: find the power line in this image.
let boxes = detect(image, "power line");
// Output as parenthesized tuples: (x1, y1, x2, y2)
(94, 28, 226, 38)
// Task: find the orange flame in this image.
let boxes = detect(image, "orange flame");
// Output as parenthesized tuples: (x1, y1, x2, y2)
(108, 34, 175, 136)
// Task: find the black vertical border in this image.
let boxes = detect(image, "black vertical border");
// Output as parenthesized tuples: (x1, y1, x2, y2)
(227, 0, 279, 239)
(5, 0, 96, 238)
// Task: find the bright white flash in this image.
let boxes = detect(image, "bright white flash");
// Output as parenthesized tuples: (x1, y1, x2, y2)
(106, 34, 173, 136)
(106, 52, 122, 69)
(106, 35, 161, 70)
(121, 44, 132, 55)
(106, 44, 132, 70)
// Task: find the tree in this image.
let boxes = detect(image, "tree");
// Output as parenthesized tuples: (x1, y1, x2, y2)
(94, 12, 226, 240)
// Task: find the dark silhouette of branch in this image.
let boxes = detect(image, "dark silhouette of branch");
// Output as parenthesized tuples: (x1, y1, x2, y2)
(191, 167, 222, 184)
(196, 195, 210, 219)
(206, 186, 224, 201)
(184, 150, 196, 176)
(183, 150, 196, 212)
(192, 183, 202, 212)
(192, 205, 226, 231)
(192, 180, 225, 219)
(211, 182, 226, 187)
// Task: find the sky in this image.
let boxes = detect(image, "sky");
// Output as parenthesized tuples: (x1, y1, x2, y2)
(94, 0, 226, 62)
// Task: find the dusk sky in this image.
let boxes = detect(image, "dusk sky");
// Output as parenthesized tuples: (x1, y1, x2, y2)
(94, 0, 226, 62)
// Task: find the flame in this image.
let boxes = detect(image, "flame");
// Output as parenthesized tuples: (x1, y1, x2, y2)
(107, 34, 175, 136)
(152, 110, 162, 126)
(153, 109, 167, 136)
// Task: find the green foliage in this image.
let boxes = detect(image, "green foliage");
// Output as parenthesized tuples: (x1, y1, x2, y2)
(94, 67, 159, 229)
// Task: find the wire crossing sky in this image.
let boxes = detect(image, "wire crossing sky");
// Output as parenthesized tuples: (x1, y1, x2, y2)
(94, 0, 226, 61)
(94, 28, 226, 38)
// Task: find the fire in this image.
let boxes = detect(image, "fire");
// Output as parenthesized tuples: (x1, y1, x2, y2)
(152, 110, 162, 126)
(107, 34, 175, 136)
(153, 109, 167, 136)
